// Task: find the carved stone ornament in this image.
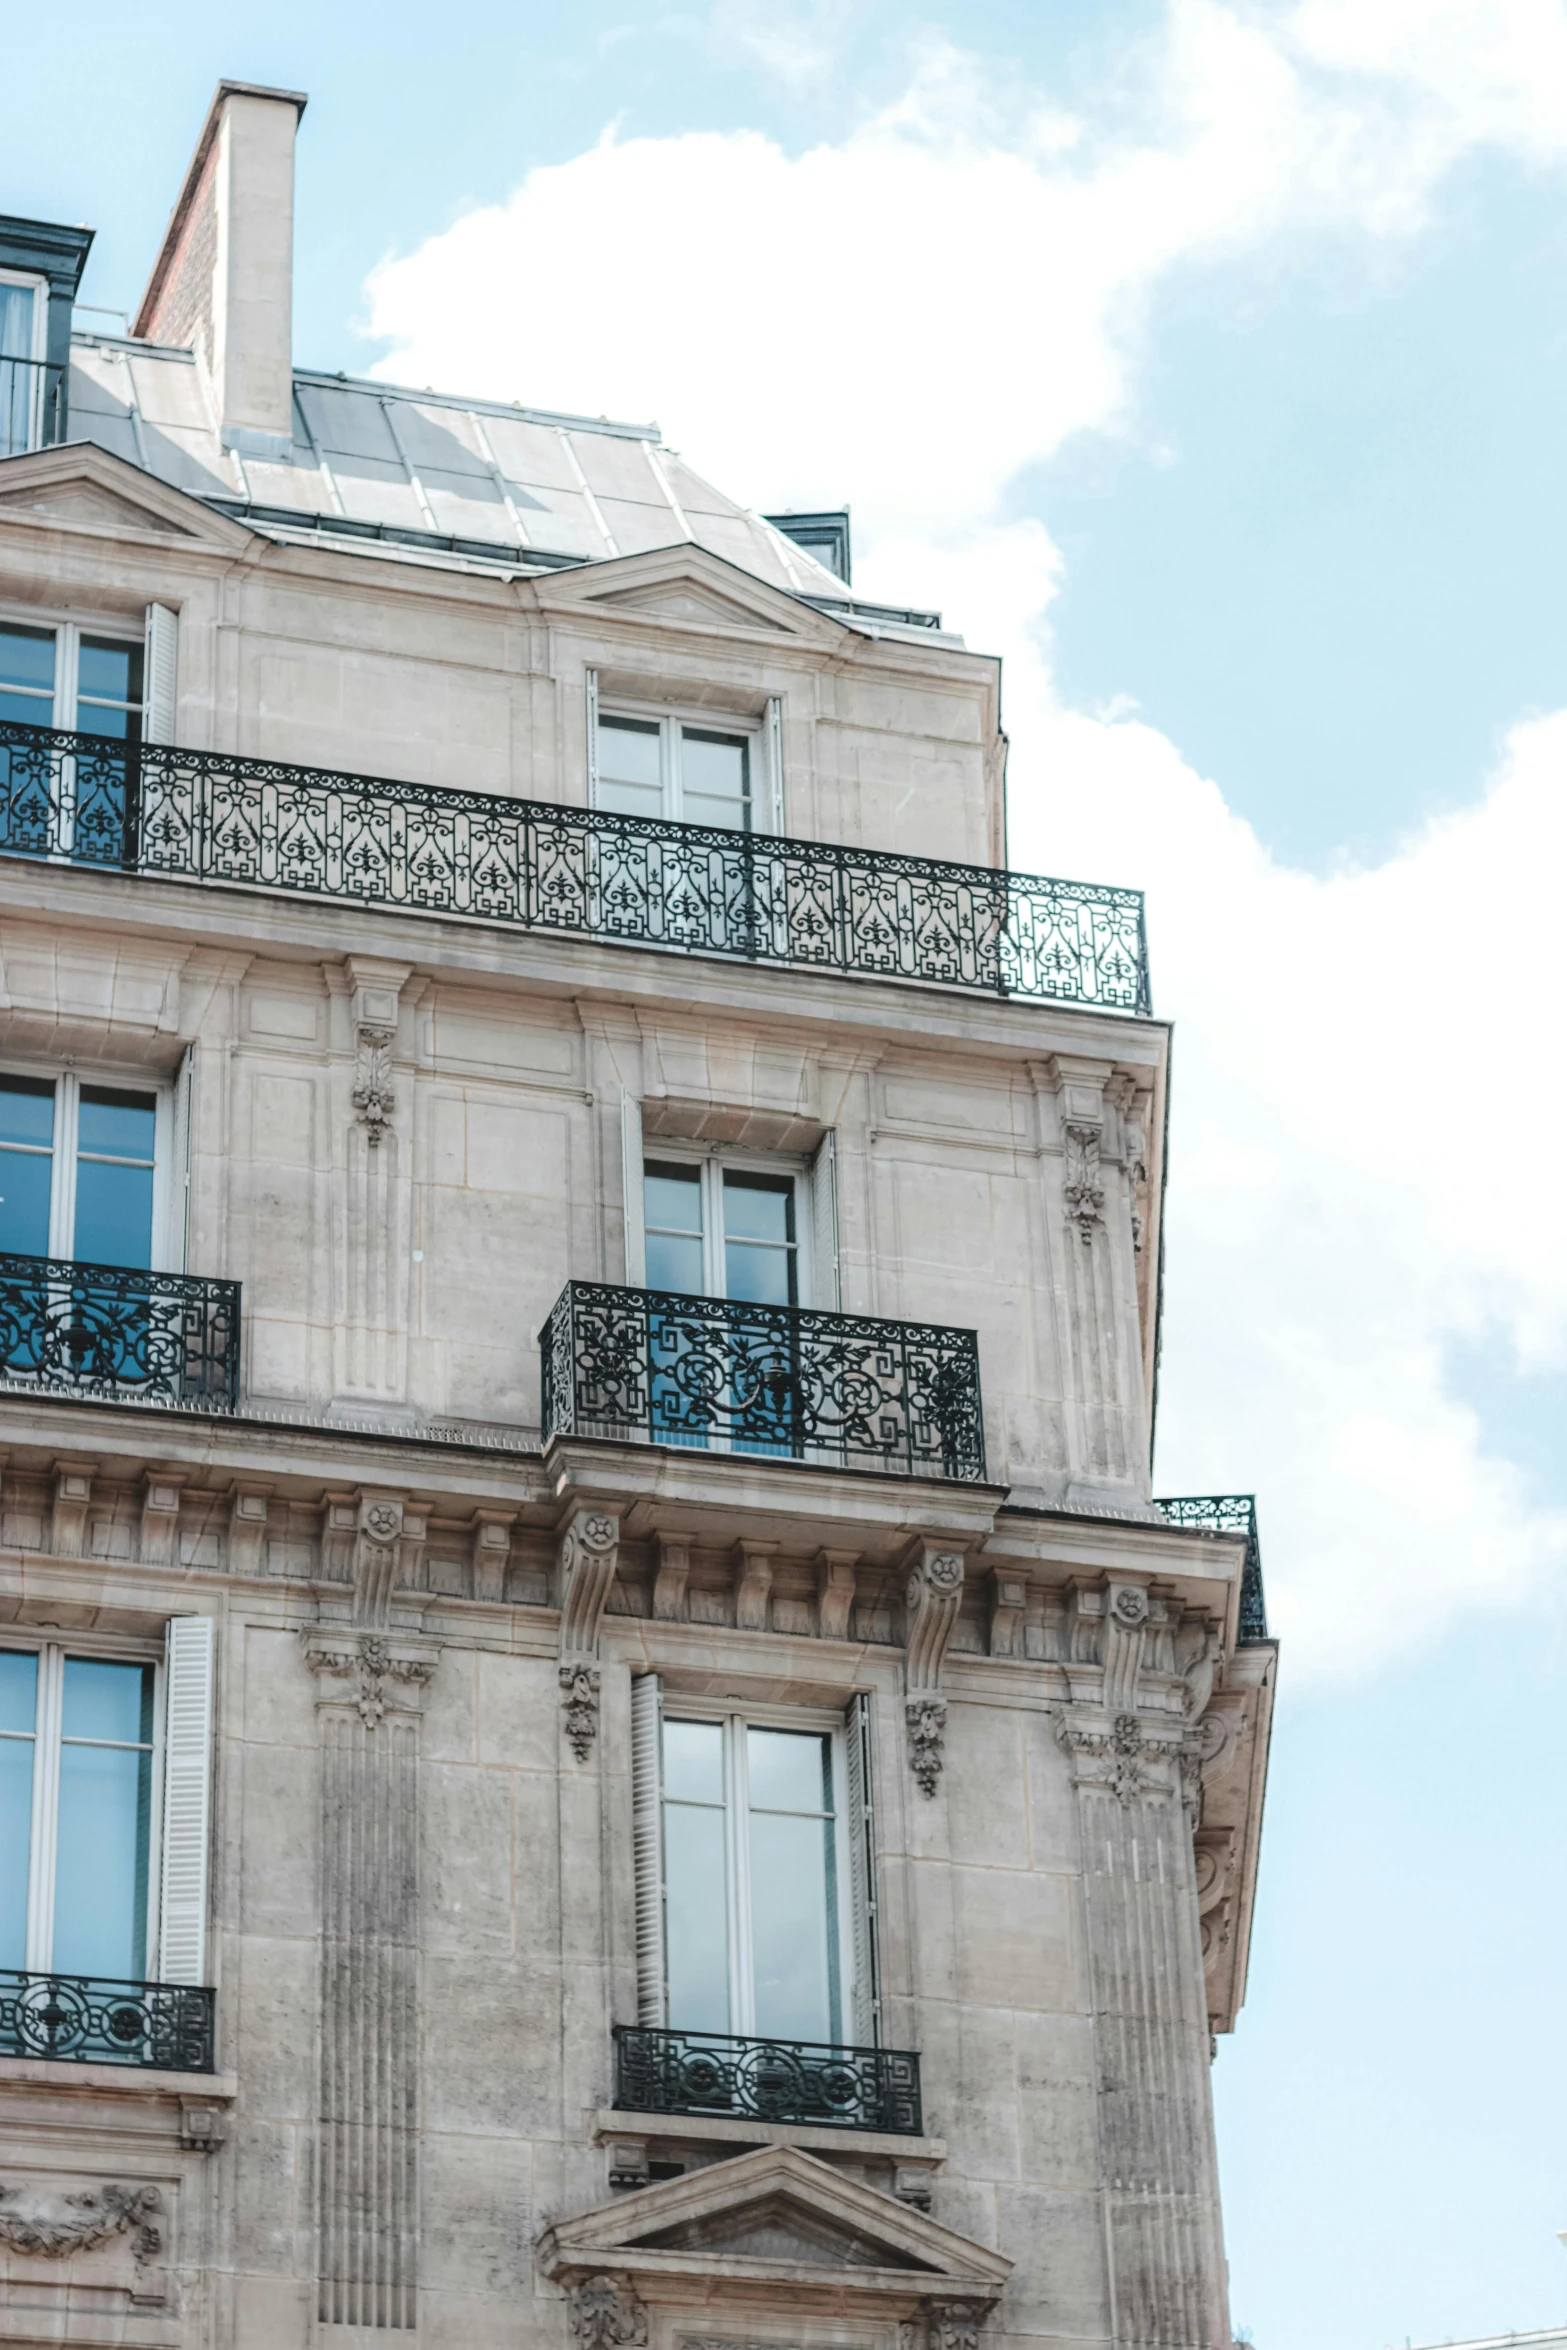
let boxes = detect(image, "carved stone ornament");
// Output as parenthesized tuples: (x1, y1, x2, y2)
(560, 1658, 603, 1763)
(0, 2180, 163, 2261)
(568, 2271, 648, 2350)
(1063, 1121, 1105, 1243)
(899, 2304, 988, 2350)
(304, 1630, 437, 1728)
(1110, 1583, 1150, 1627)
(905, 1693, 949, 1798)
(352, 1022, 397, 1148)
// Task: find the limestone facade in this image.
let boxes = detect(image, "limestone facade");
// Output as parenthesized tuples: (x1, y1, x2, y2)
(0, 80, 1274, 2350)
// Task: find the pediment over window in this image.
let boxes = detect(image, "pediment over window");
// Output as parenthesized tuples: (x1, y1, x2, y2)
(538, 2144, 1011, 2316)
(534, 545, 847, 643)
(0, 442, 249, 548)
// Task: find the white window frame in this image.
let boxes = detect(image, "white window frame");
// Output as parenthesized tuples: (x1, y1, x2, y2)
(0, 269, 49, 457)
(660, 1699, 856, 2044)
(592, 691, 782, 832)
(1, 1633, 167, 1977)
(0, 607, 148, 735)
(642, 1143, 816, 1308)
(0, 1062, 177, 1271)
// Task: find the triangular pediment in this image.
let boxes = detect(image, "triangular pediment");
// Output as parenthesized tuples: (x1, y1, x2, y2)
(534, 542, 848, 644)
(0, 441, 250, 550)
(539, 2144, 1011, 2301)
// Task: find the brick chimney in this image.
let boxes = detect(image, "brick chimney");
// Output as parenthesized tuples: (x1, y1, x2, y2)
(134, 80, 306, 462)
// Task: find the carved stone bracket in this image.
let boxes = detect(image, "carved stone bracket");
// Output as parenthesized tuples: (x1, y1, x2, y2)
(652, 1534, 691, 1623)
(0, 2180, 163, 2261)
(347, 964, 408, 1150)
(733, 1539, 777, 1632)
(900, 2303, 988, 2350)
(568, 2271, 648, 2350)
(1052, 1576, 1226, 1814)
(1063, 1120, 1106, 1244)
(816, 1547, 859, 1641)
(302, 1630, 438, 1728)
(902, 1542, 965, 1797)
(557, 1508, 621, 1760)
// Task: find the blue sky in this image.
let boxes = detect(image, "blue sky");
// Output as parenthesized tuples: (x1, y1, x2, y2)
(9, 5, 1567, 2342)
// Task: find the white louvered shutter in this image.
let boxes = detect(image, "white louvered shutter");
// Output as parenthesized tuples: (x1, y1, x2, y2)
(764, 695, 784, 833)
(621, 1091, 646, 1287)
(143, 604, 179, 744)
(586, 667, 600, 807)
(167, 1047, 193, 1273)
(158, 1615, 216, 1984)
(810, 1129, 840, 1309)
(845, 1691, 880, 2044)
(630, 1673, 665, 2024)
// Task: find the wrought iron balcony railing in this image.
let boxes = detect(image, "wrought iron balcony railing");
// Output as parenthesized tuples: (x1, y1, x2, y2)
(0, 718, 1151, 1013)
(0, 1253, 241, 1412)
(1156, 1493, 1268, 1641)
(0, 356, 62, 459)
(0, 1968, 215, 2071)
(613, 2023, 922, 2134)
(542, 1280, 986, 1482)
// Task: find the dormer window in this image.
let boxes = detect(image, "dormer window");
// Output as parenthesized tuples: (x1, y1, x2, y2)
(595, 704, 756, 833)
(0, 272, 47, 459)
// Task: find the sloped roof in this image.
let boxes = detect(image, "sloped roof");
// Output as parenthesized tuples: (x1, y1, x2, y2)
(64, 334, 951, 638)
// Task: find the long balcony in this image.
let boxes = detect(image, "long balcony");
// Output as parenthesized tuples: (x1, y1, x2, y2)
(0, 1253, 241, 1412)
(0, 719, 1151, 1013)
(542, 1280, 987, 1482)
(0, 1967, 215, 2071)
(612, 2023, 922, 2134)
(1156, 1493, 1268, 1641)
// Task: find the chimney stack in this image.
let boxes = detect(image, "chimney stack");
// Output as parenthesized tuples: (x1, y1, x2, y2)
(134, 80, 307, 463)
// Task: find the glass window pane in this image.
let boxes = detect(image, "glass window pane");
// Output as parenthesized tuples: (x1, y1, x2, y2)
(747, 1726, 831, 1815)
(681, 731, 749, 818)
(77, 1087, 156, 1163)
(724, 1241, 795, 1307)
(748, 1807, 837, 2042)
(0, 1076, 55, 1256)
(722, 1172, 794, 1245)
(663, 1717, 723, 1804)
(61, 1656, 155, 1746)
(645, 1161, 704, 1293)
(0, 1727, 34, 1969)
(0, 284, 38, 362)
(0, 1646, 39, 1734)
(0, 1074, 55, 1149)
(598, 716, 663, 819)
(72, 1158, 154, 1269)
(53, 1738, 153, 1977)
(664, 1801, 730, 2032)
(77, 639, 143, 710)
(0, 626, 54, 696)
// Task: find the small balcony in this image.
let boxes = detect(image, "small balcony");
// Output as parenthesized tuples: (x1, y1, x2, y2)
(1156, 1493, 1268, 1641)
(0, 718, 1151, 1015)
(542, 1280, 986, 1482)
(0, 356, 62, 460)
(612, 2023, 922, 2135)
(0, 1967, 215, 2071)
(0, 1253, 241, 1412)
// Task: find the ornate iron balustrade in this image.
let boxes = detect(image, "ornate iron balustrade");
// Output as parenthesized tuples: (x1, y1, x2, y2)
(0, 718, 1151, 1013)
(542, 1280, 986, 1482)
(0, 1968, 215, 2070)
(613, 2024, 922, 2134)
(0, 1253, 240, 1411)
(1156, 1494, 1268, 1642)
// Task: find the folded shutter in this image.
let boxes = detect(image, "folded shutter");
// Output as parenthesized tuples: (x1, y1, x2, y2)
(158, 1615, 216, 1984)
(763, 695, 784, 834)
(143, 604, 178, 745)
(621, 1091, 646, 1287)
(166, 1047, 193, 1273)
(845, 1690, 880, 2044)
(810, 1129, 839, 1309)
(631, 1672, 664, 2025)
(586, 667, 600, 807)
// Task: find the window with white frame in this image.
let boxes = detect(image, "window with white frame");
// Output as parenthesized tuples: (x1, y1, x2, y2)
(594, 694, 780, 834)
(644, 1153, 806, 1308)
(0, 618, 145, 744)
(0, 1619, 215, 1986)
(0, 1070, 170, 1270)
(0, 270, 47, 460)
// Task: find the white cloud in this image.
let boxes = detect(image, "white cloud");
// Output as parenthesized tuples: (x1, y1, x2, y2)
(364, 0, 1567, 1672)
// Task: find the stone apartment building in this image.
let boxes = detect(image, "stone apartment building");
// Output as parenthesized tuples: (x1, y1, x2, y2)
(0, 80, 1275, 2350)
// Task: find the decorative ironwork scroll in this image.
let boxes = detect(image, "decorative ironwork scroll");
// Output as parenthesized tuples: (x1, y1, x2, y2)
(612, 2023, 922, 2135)
(542, 1280, 986, 1482)
(0, 1251, 240, 1410)
(0, 718, 1151, 1014)
(0, 1967, 215, 2070)
(1156, 1494, 1268, 1642)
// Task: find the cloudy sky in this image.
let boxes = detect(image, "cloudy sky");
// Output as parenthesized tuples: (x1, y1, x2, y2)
(12, 3, 1567, 2339)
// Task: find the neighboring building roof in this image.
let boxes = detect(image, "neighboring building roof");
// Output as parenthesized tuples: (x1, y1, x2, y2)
(1403, 2331, 1567, 2349)
(65, 333, 949, 637)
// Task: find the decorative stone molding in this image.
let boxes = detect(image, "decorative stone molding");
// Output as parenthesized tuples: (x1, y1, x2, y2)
(139, 1470, 186, 1567)
(470, 1507, 517, 1603)
(560, 1659, 603, 1764)
(353, 1491, 405, 1626)
(227, 1482, 272, 1576)
(816, 1547, 859, 1640)
(1063, 1120, 1105, 1243)
(302, 1630, 438, 1729)
(902, 1542, 965, 1796)
(347, 964, 407, 1149)
(50, 1461, 94, 1558)
(179, 2099, 228, 2153)
(568, 2271, 648, 2350)
(733, 1539, 777, 1632)
(987, 1569, 1028, 1658)
(929, 2301, 985, 2350)
(905, 1695, 949, 1799)
(652, 1534, 691, 1622)
(0, 2180, 162, 2261)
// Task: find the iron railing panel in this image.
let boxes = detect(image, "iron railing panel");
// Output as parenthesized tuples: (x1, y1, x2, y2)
(613, 2023, 922, 2134)
(542, 1279, 986, 1482)
(0, 719, 1151, 1014)
(0, 1968, 215, 2070)
(1156, 1493, 1268, 1642)
(0, 1253, 240, 1411)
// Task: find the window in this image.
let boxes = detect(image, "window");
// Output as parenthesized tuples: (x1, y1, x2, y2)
(0, 620, 145, 743)
(0, 271, 46, 459)
(0, 1071, 165, 1269)
(662, 1710, 849, 2044)
(593, 694, 780, 834)
(644, 1156, 803, 1307)
(0, 1645, 159, 1978)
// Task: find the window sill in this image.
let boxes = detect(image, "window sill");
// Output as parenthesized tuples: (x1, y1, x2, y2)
(0, 2054, 236, 2099)
(594, 2104, 944, 2164)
